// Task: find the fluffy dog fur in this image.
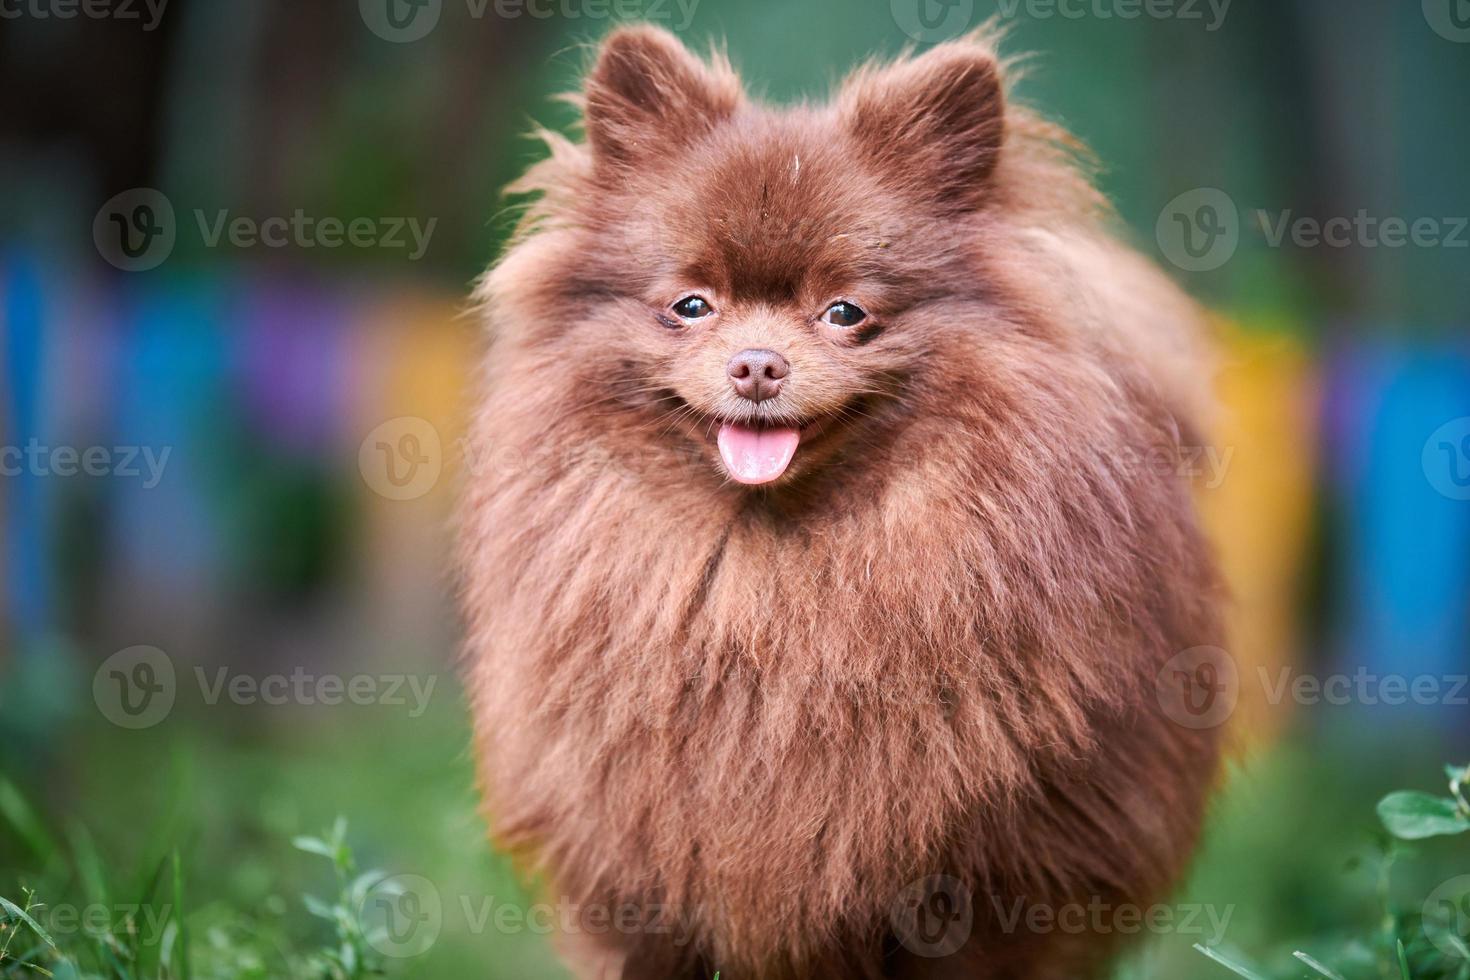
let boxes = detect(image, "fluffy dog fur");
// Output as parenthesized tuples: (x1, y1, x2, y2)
(460, 24, 1224, 980)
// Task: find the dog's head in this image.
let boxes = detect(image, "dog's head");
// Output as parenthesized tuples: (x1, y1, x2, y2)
(488, 26, 1095, 490)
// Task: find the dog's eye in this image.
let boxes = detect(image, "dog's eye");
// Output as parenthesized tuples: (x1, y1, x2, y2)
(672, 296, 714, 320)
(821, 301, 867, 327)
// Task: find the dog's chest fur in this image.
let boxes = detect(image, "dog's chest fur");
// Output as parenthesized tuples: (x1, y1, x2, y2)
(461, 406, 1215, 970)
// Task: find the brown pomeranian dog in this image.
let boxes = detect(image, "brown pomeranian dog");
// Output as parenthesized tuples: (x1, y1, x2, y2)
(459, 23, 1224, 980)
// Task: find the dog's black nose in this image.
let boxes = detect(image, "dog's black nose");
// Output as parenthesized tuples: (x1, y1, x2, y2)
(726, 349, 789, 402)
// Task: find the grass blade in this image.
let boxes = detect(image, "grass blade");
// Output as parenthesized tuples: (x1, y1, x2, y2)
(172, 849, 191, 980)
(1294, 950, 1348, 980)
(129, 851, 171, 975)
(1, 942, 54, 978)
(0, 897, 59, 954)
(1194, 943, 1269, 980)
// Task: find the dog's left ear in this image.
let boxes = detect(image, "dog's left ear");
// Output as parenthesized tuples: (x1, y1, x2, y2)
(584, 26, 742, 174)
(841, 42, 1006, 212)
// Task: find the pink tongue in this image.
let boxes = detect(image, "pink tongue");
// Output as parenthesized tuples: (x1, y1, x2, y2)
(716, 423, 801, 485)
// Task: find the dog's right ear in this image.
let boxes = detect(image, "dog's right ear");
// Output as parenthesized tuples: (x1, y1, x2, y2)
(583, 26, 742, 173)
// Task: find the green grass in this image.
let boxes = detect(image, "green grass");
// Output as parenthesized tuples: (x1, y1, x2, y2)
(1, 663, 1466, 979)
(1254, 763, 1469, 980)
(0, 813, 445, 979)
(1136, 759, 1470, 980)
(0, 666, 567, 980)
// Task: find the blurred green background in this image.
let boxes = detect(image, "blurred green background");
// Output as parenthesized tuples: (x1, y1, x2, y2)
(1, 0, 1468, 977)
